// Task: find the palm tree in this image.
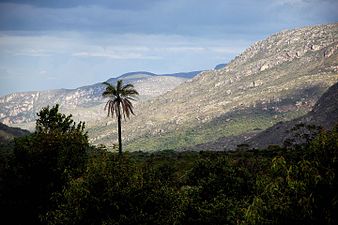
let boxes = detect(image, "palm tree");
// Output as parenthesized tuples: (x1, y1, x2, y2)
(102, 80, 139, 154)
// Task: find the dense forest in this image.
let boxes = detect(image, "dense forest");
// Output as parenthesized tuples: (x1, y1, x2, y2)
(0, 105, 337, 225)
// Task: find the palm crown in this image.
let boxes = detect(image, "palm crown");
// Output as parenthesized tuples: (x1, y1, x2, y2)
(102, 80, 139, 119)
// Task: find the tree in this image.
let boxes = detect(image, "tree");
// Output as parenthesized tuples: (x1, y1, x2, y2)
(102, 80, 139, 154)
(36, 104, 85, 134)
(2, 104, 88, 225)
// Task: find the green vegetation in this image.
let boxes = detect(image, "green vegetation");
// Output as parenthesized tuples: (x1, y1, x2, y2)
(125, 107, 308, 152)
(1, 105, 337, 225)
(102, 80, 139, 154)
(0, 104, 89, 225)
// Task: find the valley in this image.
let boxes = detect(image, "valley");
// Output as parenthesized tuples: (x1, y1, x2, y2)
(1, 23, 338, 152)
(2, 1, 338, 225)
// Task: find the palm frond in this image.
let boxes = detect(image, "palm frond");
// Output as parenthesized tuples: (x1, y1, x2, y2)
(102, 81, 111, 86)
(122, 83, 135, 90)
(121, 89, 139, 96)
(116, 80, 123, 91)
(121, 98, 134, 120)
(103, 79, 138, 119)
(104, 100, 113, 117)
(102, 82, 117, 97)
(126, 96, 137, 101)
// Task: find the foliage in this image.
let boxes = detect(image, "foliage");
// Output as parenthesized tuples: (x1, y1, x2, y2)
(44, 152, 186, 225)
(243, 126, 338, 225)
(1, 108, 337, 225)
(36, 104, 86, 135)
(0, 105, 89, 225)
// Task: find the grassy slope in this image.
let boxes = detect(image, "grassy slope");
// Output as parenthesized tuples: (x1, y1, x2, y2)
(125, 108, 308, 152)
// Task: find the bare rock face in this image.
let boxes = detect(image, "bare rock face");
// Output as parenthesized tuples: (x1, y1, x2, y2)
(0, 84, 105, 129)
(88, 23, 338, 151)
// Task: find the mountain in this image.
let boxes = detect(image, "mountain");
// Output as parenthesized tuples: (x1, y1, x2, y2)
(214, 63, 227, 70)
(184, 81, 338, 151)
(245, 81, 338, 149)
(0, 71, 202, 130)
(0, 122, 30, 143)
(161, 71, 203, 79)
(1, 23, 337, 152)
(112, 71, 157, 80)
(88, 23, 338, 151)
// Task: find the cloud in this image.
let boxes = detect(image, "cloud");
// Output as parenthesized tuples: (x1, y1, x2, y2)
(39, 70, 47, 74)
(13, 49, 51, 57)
(0, 32, 249, 60)
(0, 31, 251, 95)
(272, 0, 307, 5)
(0, 0, 164, 9)
(1, 0, 337, 38)
(0, 68, 11, 79)
(272, 0, 338, 5)
(72, 51, 159, 60)
(0, 0, 337, 95)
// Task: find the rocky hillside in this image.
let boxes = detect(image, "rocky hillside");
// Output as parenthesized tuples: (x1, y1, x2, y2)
(88, 23, 338, 151)
(185, 81, 338, 151)
(245, 81, 338, 149)
(0, 122, 30, 143)
(0, 71, 201, 130)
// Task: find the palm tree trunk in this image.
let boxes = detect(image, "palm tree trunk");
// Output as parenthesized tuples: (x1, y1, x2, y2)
(117, 114, 122, 155)
(117, 105, 122, 155)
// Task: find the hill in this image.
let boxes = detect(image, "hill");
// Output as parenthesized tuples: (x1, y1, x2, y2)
(0, 122, 30, 143)
(161, 70, 202, 79)
(245, 81, 338, 149)
(214, 63, 227, 70)
(185, 81, 338, 151)
(88, 23, 338, 151)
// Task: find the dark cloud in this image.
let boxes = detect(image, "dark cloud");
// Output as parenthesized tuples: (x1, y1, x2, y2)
(0, 0, 337, 39)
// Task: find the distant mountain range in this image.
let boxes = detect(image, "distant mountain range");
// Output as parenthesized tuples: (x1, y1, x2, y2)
(0, 70, 203, 130)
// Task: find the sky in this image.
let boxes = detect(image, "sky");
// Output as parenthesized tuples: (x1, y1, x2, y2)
(0, 0, 337, 95)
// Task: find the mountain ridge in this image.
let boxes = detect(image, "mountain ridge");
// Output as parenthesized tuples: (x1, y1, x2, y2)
(88, 22, 338, 151)
(1, 23, 337, 152)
